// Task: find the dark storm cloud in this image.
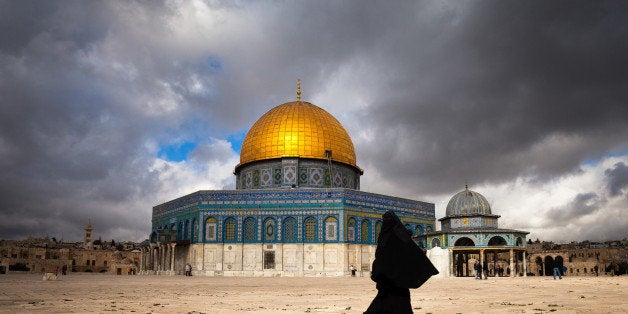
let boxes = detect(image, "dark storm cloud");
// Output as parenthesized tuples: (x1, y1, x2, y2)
(201, 1, 401, 129)
(1, 0, 627, 242)
(0, 1, 173, 240)
(605, 162, 628, 197)
(355, 1, 628, 196)
(545, 192, 604, 223)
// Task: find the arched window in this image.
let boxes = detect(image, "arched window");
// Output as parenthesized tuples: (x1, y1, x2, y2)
(416, 225, 424, 235)
(488, 236, 507, 246)
(304, 217, 316, 242)
(516, 237, 523, 247)
(454, 237, 475, 247)
(324, 216, 338, 241)
(283, 217, 297, 243)
(347, 218, 356, 242)
(360, 220, 371, 244)
(224, 218, 236, 242)
(431, 238, 441, 248)
(263, 218, 276, 242)
(178, 221, 184, 240)
(243, 217, 256, 243)
(205, 217, 217, 242)
(184, 220, 189, 240)
(374, 220, 382, 243)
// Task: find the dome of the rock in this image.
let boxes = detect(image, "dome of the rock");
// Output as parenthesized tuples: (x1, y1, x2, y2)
(237, 101, 358, 170)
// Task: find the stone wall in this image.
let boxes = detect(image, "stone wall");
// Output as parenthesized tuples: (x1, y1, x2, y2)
(185, 243, 375, 277)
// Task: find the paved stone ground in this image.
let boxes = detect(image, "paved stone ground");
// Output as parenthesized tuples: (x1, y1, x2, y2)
(0, 273, 625, 313)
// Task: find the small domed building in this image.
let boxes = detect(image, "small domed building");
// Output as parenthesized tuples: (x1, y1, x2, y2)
(142, 85, 436, 276)
(420, 186, 529, 277)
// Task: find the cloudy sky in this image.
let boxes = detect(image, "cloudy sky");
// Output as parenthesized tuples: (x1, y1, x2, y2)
(1, 0, 627, 243)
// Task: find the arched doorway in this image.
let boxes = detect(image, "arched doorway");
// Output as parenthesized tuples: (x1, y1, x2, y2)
(453, 237, 476, 277)
(555, 255, 564, 275)
(431, 238, 441, 248)
(544, 256, 555, 276)
(535, 256, 543, 276)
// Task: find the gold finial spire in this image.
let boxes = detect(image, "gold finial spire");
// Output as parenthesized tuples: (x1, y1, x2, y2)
(297, 79, 301, 102)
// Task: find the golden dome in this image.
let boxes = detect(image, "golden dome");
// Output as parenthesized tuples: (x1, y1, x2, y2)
(237, 101, 358, 169)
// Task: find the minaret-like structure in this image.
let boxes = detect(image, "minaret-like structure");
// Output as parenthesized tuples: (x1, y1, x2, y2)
(84, 220, 93, 245)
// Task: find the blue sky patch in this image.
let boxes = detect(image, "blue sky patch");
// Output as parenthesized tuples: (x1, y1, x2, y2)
(205, 56, 223, 72)
(227, 131, 246, 153)
(582, 148, 628, 167)
(581, 158, 599, 167)
(158, 141, 198, 162)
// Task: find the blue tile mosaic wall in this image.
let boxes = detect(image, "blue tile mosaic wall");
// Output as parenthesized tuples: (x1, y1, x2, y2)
(152, 188, 436, 245)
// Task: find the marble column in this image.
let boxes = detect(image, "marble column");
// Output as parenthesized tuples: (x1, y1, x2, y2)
(509, 249, 514, 277)
(164, 244, 170, 271)
(480, 249, 485, 268)
(139, 248, 144, 273)
(448, 249, 454, 277)
(149, 244, 156, 272)
(463, 252, 467, 276)
(155, 245, 160, 272)
(170, 243, 176, 274)
(523, 251, 527, 277)
(154, 246, 159, 272)
(160, 244, 166, 272)
(155, 245, 161, 272)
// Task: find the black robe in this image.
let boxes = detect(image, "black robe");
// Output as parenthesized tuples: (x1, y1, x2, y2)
(364, 211, 439, 314)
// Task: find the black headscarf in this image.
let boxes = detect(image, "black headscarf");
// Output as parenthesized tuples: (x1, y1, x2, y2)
(370, 211, 439, 289)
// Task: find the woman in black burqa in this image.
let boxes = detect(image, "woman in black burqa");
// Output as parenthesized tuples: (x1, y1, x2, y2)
(364, 211, 439, 314)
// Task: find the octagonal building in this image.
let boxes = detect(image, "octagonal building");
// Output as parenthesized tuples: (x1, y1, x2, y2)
(142, 88, 436, 276)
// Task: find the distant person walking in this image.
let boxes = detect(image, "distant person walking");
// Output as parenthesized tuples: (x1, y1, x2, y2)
(552, 260, 562, 280)
(350, 265, 356, 277)
(474, 261, 482, 279)
(61, 264, 67, 275)
(185, 264, 191, 276)
(594, 265, 599, 276)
